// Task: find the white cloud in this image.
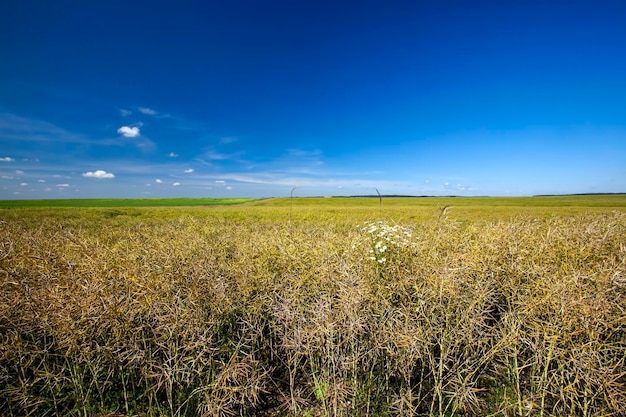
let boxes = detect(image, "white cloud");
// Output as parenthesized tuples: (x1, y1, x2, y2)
(138, 107, 157, 115)
(215, 180, 225, 184)
(455, 184, 476, 192)
(184, 168, 194, 173)
(20, 182, 28, 186)
(15, 170, 24, 174)
(38, 179, 45, 183)
(226, 186, 232, 190)
(56, 183, 70, 187)
(0, 157, 15, 162)
(155, 178, 162, 183)
(1, 175, 13, 179)
(82, 170, 115, 179)
(168, 152, 178, 158)
(173, 182, 181, 186)
(117, 126, 140, 138)
(120, 109, 132, 117)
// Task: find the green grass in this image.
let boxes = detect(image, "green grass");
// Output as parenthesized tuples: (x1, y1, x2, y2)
(0, 197, 262, 208)
(2, 194, 624, 210)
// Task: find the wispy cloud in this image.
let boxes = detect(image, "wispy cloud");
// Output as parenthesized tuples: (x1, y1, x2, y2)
(194, 148, 245, 169)
(138, 107, 157, 115)
(0, 114, 154, 159)
(200, 149, 237, 161)
(220, 137, 237, 144)
(184, 168, 194, 173)
(117, 126, 140, 138)
(155, 179, 162, 183)
(120, 109, 132, 117)
(286, 148, 323, 159)
(0, 113, 88, 144)
(172, 182, 181, 186)
(455, 184, 476, 191)
(168, 152, 178, 158)
(82, 170, 115, 179)
(198, 167, 420, 195)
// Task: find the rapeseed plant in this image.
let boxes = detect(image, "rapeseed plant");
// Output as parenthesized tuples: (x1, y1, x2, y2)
(0, 205, 624, 416)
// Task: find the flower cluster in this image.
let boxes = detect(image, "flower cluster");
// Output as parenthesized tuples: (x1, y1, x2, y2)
(355, 221, 412, 264)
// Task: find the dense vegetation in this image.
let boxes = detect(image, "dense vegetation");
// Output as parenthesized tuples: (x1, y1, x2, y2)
(1, 197, 625, 416)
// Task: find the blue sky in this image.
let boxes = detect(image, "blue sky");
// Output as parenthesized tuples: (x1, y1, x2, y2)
(1, 0, 625, 199)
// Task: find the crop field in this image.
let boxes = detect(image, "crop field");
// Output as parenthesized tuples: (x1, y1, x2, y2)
(1, 195, 625, 416)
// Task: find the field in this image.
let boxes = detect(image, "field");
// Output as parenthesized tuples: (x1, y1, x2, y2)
(1, 195, 625, 416)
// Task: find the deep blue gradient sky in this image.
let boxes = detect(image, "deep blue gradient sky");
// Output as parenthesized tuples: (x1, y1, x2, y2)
(1, 0, 625, 198)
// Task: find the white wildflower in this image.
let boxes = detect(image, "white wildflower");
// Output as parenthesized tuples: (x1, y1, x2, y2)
(356, 220, 413, 266)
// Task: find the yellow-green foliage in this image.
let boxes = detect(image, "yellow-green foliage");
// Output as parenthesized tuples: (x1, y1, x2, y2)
(1, 201, 625, 416)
